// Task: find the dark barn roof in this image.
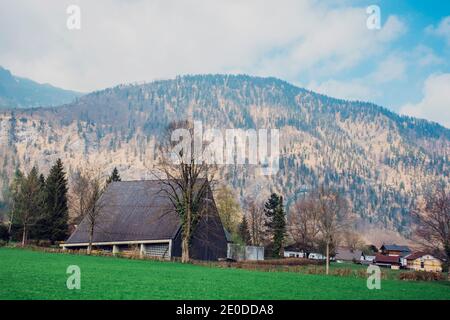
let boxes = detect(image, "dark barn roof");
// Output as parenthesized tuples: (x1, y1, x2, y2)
(380, 244, 411, 252)
(66, 180, 181, 244)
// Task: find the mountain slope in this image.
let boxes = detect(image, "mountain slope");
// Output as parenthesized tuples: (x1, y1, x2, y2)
(0, 74, 448, 234)
(0, 66, 82, 109)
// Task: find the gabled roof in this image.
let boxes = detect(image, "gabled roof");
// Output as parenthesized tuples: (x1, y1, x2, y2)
(335, 247, 362, 261)
(405, 252, 436, 260)
(380, 244, 411, 252)
(284, 245, 304, 252)
(66, 180, 183, 244)
(374, 254, 401, 264)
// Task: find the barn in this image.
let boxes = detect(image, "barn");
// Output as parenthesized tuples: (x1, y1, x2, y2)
(61, 180, 228, 261)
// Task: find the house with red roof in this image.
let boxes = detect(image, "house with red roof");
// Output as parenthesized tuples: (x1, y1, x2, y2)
(374, 254, 402, 269)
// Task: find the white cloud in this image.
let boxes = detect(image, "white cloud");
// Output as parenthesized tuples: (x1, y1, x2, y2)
(0, 0, 405, 92)
(400, 73, 450, 128)
(412, 45, 444, 67)
(426, 16, 450, 46)
(307, 79, 377, 101)
(370, 55, 406, 83)
(307, 53, 406, 102)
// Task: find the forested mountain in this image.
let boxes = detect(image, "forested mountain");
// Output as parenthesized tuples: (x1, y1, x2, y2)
(0, 66, 82, 109)
(0, 74, 448, 235)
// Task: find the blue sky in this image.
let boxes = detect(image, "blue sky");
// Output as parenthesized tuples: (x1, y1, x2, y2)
(0, 0, 449, 127)
(310, 0, 450, 122)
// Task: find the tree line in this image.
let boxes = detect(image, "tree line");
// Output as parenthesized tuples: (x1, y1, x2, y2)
(0, 161, 121, 247)
(218, 186, 352, 274)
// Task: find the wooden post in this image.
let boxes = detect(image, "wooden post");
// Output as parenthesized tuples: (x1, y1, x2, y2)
(140, 243, 145, 258)
(113, 245, 119, 255)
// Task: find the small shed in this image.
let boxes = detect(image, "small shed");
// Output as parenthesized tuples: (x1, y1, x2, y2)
(227, 244, 264, 261)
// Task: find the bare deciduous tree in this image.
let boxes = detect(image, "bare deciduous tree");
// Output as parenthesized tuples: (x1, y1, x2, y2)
(70, 169, 106, 254)
(287, 196, 320, 257)
(13, 167, 45, 246)
(315, 187, 351, 275)
(342, 230, 365, 251)
(155, 121, 216, 263)
(245, 199, 266, 246)
(413, 182, 450, 279)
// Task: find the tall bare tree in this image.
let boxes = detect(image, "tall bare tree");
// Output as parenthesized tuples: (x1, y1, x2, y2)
(315, 187, 351, 275)
(13, 167, 45, 246)
(342, 230, 365, 251)
(70, 169, 106, 254)
(155, 121, 216, 263)
(245, 199, 266, 246)
(287, 196, 320, 257)
(413, 182, 450, 279)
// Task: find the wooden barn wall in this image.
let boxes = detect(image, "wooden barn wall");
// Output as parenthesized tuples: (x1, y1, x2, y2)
(171, 187, 227, 261)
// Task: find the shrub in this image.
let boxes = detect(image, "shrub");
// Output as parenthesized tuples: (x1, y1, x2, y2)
(243, 258, 323, 266)
(399, 271, 444, 281)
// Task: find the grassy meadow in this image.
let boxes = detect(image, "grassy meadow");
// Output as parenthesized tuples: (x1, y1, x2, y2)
(0, 248, 449, 300)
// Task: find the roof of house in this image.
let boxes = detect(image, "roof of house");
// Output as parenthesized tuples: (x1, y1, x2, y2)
(65, 180, 183, 244)
(335, 247, 363, 261)
(284, 245, 304, 252)
(405, 252, 437, 261)
(380, 244, 411, 252)
(374, 254, 401, 264)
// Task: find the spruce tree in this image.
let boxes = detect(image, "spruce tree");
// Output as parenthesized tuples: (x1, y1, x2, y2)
(43, 159, 69, 242)
(264, 193, 286, 257)
(106, 167, 121, 184)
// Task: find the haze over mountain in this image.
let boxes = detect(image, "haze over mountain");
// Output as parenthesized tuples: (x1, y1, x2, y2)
(0, 74, 448, 236)
(0, 66, 82, 109)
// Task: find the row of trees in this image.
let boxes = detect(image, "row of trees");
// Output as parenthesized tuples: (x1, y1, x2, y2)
(216, 186, 353, 275)
(287, 188, 352, 274)
(4, 161, 121, 247)
(8, 159, 69, 245)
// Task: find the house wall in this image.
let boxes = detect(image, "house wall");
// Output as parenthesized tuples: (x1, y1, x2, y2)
(407, 256, 442, 272)
(284, 251, 306, 258)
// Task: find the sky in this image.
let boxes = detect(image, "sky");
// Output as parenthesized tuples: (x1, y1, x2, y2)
(0, 0, 449, 127)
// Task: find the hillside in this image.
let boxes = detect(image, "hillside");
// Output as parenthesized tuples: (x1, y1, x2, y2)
(0, 66, 82, 109)
(0, 74, 449, 234)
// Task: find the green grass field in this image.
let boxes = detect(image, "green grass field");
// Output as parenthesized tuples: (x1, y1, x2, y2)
(0, 248, 449, 300)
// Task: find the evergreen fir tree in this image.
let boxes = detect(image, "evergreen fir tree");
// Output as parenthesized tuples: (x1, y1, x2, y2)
(264, 193, 286, 257)
(106, 167, 121, 184)
(40, 159, 69, 242)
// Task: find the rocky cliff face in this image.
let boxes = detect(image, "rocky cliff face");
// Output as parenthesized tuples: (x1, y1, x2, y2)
(1, 74, 448, 234)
